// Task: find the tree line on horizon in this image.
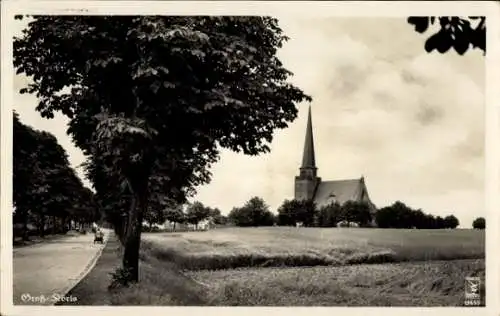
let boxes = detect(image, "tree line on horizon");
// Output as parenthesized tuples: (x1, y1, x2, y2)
(141, 201, 227, 231)
(225, 196, 486, 230)
(12, 14, 484, 286)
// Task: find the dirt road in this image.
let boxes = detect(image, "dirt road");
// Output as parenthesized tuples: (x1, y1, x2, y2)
(13, 229, 109, 305)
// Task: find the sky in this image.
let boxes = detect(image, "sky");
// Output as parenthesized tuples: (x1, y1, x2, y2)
(12, 17, 485, 228)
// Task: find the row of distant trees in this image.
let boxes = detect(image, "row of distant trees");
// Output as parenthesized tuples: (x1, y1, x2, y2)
(376, 202, 459, 229)
(226, 196, 485, 230)
(279, 199, 374, 227)
(142, 201, 227, 231)
(13, 112, 100, 241)
(14, 108, 229, 239)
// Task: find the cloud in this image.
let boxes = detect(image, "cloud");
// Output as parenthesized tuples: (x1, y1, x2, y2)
(194, 17, 484, 228)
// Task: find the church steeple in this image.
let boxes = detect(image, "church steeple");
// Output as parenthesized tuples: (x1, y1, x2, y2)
(301, 105, 316, 169)
(295, 105, 320, 201)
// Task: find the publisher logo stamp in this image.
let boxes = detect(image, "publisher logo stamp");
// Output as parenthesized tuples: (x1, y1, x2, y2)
(464, 276, 481, 306)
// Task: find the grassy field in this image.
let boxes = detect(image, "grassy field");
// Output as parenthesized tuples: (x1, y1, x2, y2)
(187, 259, 485, 306)
(142, 227, 485, 270)
(71, 227, 484, 306)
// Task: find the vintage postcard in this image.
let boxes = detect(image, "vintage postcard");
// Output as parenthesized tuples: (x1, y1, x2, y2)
(1, 1, 499, 316)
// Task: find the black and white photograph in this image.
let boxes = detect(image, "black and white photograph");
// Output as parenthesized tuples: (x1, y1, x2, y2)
(1, 1, 499, 314)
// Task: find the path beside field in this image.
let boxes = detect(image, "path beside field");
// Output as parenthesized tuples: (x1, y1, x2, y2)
(13, 229, 110, 305)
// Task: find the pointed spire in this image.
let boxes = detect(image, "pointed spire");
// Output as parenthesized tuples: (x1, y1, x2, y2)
(301, 105, 316, 169)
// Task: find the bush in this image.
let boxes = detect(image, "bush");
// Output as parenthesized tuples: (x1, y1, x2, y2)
(109, 267, 134, 290)
(277, 199, 317, 226)
(316, 202, 341, 227)
(340, 201, 373, 227)
(472, 217, 485, 229)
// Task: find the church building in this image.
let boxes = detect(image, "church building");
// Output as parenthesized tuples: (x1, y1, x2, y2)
(294, 106, 376, 211)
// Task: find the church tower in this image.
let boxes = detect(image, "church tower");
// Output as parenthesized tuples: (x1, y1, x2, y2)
(295, 106, 321, 200)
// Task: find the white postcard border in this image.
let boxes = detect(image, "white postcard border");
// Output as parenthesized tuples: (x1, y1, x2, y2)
(1, 1, 499, 316)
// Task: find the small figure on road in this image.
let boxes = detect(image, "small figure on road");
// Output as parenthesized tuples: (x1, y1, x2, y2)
(94, 228, 104, 244)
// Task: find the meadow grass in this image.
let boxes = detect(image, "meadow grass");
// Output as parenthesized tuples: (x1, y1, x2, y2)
(109, 241, 485, 306)
(142, 227, 485, 270)
(187, 259, 485, 306)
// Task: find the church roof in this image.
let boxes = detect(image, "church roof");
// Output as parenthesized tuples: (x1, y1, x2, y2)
(314, 178, 364, 208)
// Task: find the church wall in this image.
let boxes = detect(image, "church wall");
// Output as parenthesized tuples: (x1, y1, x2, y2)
(294, 176, 320, 200)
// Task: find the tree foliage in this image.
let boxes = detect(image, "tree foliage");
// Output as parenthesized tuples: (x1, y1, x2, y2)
(14, 15, 311, 282)
(277, 199, 373, 227)
(340, 201, 373, 227)
(185, 201, 212, 227)
(277, 199, 317, 227)
(164, 205, 186, 227)
(407, 16, 485, 55)
(228, 197, 275, 227)
(316, 202, 342, 227)
(443, 215, 460, 229)
(13, 111, 98, 240)
(376, 201, 459, 229)
(472, 217, 485, 229)
(208, 207, 227, 225)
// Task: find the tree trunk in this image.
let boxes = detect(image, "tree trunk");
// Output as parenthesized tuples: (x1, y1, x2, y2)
(39, 215, 46, 237)
(173, 222, 176, 230)
(120, 211, 130, 245)
(117, 219, 127, 245)
(22, 210, 29, 241)
(52, 216, 57, 234)
(122, 192, 145, 283)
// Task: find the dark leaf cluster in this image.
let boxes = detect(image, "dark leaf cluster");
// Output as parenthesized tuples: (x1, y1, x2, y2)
(408, 16, 485, 55)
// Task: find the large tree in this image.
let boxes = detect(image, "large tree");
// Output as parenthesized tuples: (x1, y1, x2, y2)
(472, 217, 485, 230)
(14, 16, 311, 282)
(164, 205, 185, 229)
(407, 16, 485, 55)
(208, 207, 227, 225)
(316, 202, 342, 227)
(231, 197, 275, 227)
(277, 199, 317, 227)
(340, 201, 373, 227)
(185, 201, 211, 229)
